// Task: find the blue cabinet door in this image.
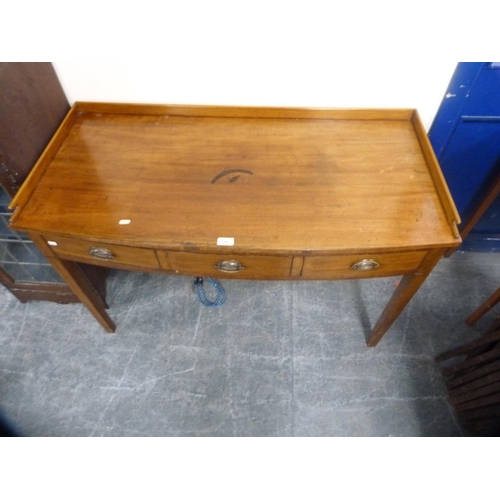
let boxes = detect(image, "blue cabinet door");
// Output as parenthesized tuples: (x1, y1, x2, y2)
(429, 62, 500, 252)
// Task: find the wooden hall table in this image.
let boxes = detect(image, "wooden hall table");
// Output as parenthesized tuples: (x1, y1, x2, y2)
(8, 103, 461, 346)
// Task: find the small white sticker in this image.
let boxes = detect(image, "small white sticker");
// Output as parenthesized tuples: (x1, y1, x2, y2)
(47, 241, 58, 246)
(119, 219, 131, 225)
(217, 237, 234, 246)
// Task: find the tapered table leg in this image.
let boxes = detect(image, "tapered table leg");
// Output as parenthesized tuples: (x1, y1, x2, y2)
(466, 287, 500, 326)
(29, 233, 116, 332)
(367, 248, 445, 347)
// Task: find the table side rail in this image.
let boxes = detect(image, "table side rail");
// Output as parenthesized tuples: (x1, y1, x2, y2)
(8, 105, 80, 221)
(73, 102, 417, 121)
(411, 110, 461, 240)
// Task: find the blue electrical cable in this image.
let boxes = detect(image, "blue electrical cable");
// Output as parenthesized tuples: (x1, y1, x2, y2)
(193, 277, 226, 307)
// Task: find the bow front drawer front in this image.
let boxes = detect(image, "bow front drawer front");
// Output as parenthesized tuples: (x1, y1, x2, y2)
(301, 251, 428, 279)
(43, 236, 160, 270)
(157, 250, 428, 280)
(158, 251, 293, 279)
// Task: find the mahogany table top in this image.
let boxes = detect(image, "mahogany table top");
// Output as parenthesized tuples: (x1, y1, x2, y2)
(10, 103, 460, 255)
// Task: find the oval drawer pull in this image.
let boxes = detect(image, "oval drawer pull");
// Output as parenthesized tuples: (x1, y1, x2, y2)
(89, 247, 115, 260)
(351, 258, 380, 271)
(214, 259, 245, 273)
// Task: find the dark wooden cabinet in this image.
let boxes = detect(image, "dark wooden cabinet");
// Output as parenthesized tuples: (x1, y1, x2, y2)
(0, 63, 70, 195)
(0, 63, 107, 304)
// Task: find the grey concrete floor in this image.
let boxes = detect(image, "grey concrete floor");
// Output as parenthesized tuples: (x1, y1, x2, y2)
(0, 251, 498, 436)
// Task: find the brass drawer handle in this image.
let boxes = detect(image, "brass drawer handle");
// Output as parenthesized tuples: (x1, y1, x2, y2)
(89, 247, 115, 260)
(351, 258, 380, 271)
(214, 259, 245, 273)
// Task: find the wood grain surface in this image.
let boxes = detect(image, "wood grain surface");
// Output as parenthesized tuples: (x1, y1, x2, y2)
(10, 104, 460, 255)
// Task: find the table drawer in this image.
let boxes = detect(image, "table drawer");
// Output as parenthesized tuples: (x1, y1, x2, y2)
(159, 251, 293, 279)
(301, 251, 428, 279)
(44, 235, 160, 269)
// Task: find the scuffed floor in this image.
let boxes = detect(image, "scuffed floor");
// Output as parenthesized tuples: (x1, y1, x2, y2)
(0, 251, 496, 436)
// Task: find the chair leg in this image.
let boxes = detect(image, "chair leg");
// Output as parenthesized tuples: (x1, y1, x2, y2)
(466, 286, 500, 325)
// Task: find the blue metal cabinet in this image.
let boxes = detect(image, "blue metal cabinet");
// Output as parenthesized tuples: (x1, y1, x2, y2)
(429, 62, 500, 252)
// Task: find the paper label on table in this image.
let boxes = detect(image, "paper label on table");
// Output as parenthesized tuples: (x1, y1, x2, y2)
(47, 241, 58, 246)
(119, 219, 131, 225)
(217, 237, 234, 246)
